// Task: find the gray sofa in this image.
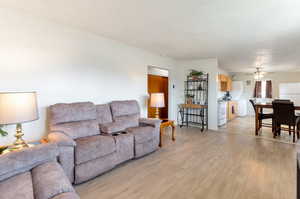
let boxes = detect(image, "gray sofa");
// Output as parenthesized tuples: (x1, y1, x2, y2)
(0, 143, 79, 199)
(48, 100, 161, 184)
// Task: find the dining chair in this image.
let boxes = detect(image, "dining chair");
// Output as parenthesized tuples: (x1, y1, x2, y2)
(249, 99, 273, 132)
(273, 99, 291, 102)
(272, 101, 300, 142)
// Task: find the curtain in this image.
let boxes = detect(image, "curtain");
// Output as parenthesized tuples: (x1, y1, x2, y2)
(266, 80, 272, 98)
(253, 81, 262, 98)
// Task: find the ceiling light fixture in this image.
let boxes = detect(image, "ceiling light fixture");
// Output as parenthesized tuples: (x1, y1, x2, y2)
(254, 67, 264, 80)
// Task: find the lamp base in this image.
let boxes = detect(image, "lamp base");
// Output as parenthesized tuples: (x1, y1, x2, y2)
(154, 108, 160, 119)
(12, 123, 30, 150)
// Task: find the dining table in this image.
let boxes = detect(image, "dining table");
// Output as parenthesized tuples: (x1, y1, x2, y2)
(254, 102, 300, 136)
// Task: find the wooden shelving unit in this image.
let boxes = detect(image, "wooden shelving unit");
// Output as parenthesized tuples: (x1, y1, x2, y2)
(178, 74, 209, 131)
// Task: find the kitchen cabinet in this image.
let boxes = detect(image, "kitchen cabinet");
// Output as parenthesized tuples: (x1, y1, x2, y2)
(218, 74, 232, 92)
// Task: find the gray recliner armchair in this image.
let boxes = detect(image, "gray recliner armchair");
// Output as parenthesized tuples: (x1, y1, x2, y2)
(109, 100, 161, 158)
(0, 143, 79, 199)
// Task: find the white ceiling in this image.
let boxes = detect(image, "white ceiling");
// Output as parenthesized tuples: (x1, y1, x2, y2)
(1, 0, 300, 72)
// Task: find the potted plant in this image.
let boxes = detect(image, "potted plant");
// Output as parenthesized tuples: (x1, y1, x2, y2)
(0, 125, 8, 137)
(186, 94, 194, 104)
(188, 70, 204, 80)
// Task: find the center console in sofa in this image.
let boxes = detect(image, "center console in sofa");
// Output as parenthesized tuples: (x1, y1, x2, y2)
(48, 100, 161, 184)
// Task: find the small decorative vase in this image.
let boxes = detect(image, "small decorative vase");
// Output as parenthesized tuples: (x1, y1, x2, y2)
(187, 98, 193, 104)
(192, 76, 199, 80)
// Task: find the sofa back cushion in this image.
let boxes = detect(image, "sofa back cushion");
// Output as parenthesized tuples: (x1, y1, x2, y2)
(49, 102, 97, 125)
(110, 100, 140, 128)
(110, 100, 140, 117)
(113, 114, 139, 129)
(51, 120, 99, 139)
(96, 104, 113, 124)
(0, 143, 58, 182)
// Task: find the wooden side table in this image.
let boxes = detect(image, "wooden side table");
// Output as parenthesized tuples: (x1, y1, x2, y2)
(159, 119, 176, 147)
(0, 138, 49, 155)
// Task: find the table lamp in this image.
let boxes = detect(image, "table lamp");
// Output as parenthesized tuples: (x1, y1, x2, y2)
(0, 92, 39, 150)
(150, 93, 165, 119)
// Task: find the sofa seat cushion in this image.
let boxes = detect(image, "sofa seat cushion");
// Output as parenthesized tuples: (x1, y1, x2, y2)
(75, 135, 116, 164)
(52, 120, 99, 139)
(127, 126, 155, 144)
(0, 171, 34, 199)
(32, 162, 74, 199)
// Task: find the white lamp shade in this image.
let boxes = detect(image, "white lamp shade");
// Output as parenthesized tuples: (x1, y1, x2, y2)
(150, 93, 165, 108)
(0, 92, 39, 125)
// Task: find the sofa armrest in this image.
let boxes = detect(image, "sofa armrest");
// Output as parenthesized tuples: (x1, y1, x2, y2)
(0, 143, 58, 182)
(139, 118, 161, 128)
(48, 132, 76, 183)
(100, 121, 127, 134)
(48, 132, 76, 147)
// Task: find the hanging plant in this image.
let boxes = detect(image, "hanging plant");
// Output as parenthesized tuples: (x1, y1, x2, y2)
(0, 125, 8, 137)
(188, 70, 204, 80)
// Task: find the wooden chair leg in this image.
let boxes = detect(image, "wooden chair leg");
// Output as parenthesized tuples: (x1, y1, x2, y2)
(260, 120, 262, 128)
(274, 121, 277, 137)
(273, 123, 277, 138)
(293, 131, 296, 143)
(293, 126, 296, 143)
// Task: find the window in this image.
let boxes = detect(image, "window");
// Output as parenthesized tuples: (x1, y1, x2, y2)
(253, 80, 272, 98)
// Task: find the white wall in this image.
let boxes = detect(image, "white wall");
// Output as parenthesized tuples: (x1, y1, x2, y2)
(0, 7, 223, 145)
(173, 58, 219, 130)
(0, 8, 175, 145)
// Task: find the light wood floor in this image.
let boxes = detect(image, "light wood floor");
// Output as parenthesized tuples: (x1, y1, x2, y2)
(75, 117, 299, 199)
(221, 116, 300, 145)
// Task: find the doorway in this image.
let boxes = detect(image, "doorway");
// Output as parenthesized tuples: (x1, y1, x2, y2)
(147, 67, 169, 119)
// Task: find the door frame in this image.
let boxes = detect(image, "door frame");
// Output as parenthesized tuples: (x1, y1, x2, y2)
(147, 66, 173, 120)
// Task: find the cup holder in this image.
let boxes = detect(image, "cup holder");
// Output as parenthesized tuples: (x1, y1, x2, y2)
(112, 132, 128, 136)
